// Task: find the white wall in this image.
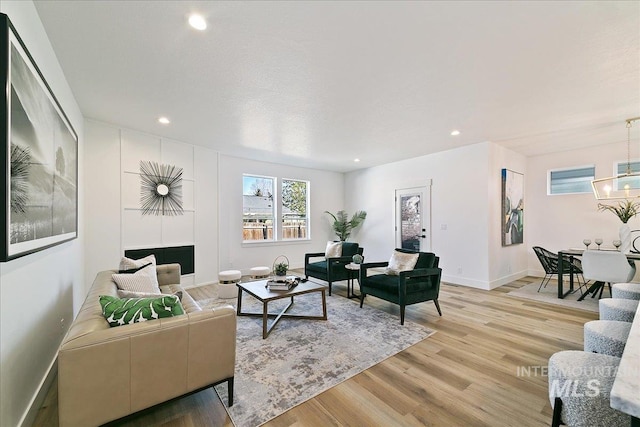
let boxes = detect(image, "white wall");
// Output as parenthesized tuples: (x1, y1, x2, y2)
(194, 146, 219, 285)
(83, 121, 120, 287)
(218, 154, 345, 273)
(489, 144, 528, 286)
(345, 141, 527, 289)
(0, 2, 84, 426)
(85, 123, 345, 288)
(526, 140, 639, 275)
(84, 120, 218, 287)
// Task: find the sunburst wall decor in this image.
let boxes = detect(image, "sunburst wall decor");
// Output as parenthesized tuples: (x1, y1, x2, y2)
(140, 161, 183, 216)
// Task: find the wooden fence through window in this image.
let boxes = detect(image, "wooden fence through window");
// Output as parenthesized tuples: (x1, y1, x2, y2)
(243, 221, 307, 240)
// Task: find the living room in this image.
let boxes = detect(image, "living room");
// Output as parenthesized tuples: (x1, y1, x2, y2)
(0, 1, 638, 426)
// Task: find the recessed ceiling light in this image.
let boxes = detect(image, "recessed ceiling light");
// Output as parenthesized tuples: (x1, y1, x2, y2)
(450, 130, 461, 136)
(188, 14, 207, 31)
(354, 158, 360, 162)
(158, 117, 170, 125)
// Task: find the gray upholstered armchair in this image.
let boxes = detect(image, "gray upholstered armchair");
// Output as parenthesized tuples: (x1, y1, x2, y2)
(359, 249, 442, 324)
(304, 242, 364, 296)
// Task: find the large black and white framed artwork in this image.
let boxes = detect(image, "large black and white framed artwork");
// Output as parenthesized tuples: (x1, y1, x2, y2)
(0, 14, 78, 261)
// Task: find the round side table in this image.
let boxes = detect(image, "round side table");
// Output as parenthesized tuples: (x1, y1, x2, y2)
(344, 263, 362, 299)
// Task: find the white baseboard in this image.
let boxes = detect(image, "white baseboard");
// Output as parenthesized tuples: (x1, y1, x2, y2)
(442, 274, 491, 290)
(487, 270, 529, 289)
(443, 270, 529, 290)
(19, 355, 57, 427)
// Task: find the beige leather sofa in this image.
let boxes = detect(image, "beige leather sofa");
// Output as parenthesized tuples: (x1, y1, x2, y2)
(58, 264, 236, 427)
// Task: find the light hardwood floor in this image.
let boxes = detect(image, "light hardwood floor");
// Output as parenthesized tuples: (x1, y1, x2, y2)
(33, 276, 596, 427)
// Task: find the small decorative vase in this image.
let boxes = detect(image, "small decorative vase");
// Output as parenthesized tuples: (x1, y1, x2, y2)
(352, 254, 363, 264)
(619, 223, 632, 253)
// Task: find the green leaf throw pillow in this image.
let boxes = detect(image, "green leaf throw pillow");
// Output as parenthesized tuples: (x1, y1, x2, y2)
(99, 295, 184, 327)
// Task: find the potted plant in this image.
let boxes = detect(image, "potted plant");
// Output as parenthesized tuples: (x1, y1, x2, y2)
(598, 200, 640, 223)
(598, 199, 640, 252)
(272, 255, 290, 276)
(324, 210, 367, 241)
(274, 262, 288, 276)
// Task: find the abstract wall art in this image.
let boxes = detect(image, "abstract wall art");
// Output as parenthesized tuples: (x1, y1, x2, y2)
(502, 168, 524, 246)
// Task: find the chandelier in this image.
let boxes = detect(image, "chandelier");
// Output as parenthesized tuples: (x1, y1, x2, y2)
(591, 117, 640, 200)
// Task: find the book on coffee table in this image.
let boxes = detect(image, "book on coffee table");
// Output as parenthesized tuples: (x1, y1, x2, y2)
(267, 276, 300, 291)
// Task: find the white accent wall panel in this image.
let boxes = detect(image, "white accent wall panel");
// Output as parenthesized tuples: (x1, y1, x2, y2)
(122, 210, 163, 248)
(122, 172, 141, 209)
(181, 180, 195, 211)
(120, 132, 195, 253)
(121, 129, 161, 172)
(162, 139, 195, 180)
(85, 120, 217, 286)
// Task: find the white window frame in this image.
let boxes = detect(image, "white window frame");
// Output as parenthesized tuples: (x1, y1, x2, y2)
(614, 159, 640, 191)
(242, 174, 276, 243)
(281, 178, 310, 241)
(242, 174, 312, 244)
(547, 165, 596, 195)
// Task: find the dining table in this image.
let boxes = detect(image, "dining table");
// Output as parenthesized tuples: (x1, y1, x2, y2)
(556, 248, 640, 299)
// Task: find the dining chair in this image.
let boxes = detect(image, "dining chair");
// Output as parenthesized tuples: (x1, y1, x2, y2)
(579, 250, 636, 299)
(532, 246, 586, 294)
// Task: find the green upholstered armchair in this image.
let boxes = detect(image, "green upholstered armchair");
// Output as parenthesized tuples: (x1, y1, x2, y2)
(359, 249, 442, 325)
(304, 242, 364, 296)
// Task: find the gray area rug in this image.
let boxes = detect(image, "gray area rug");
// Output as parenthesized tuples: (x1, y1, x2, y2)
(198, 286, 435, 427)
(507, 279, 598, 313)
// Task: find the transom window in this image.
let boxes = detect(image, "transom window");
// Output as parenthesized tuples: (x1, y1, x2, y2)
(615, 160, 640, 191)
(548, 166, 595, 195)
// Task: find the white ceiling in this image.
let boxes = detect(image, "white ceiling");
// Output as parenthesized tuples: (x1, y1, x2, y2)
(33, 1, 640, 173)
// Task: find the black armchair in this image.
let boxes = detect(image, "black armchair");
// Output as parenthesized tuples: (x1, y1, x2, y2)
(305, 242, 364, 296)
(359, 249, 441, 325)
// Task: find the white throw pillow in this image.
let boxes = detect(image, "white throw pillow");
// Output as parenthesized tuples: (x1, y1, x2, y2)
(112, 264, 161, 294)
(325, 241, 342, 258)
(117, 289, 182, 301)
(385, 250, 419, 276)
(119, 254, 156, 271)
